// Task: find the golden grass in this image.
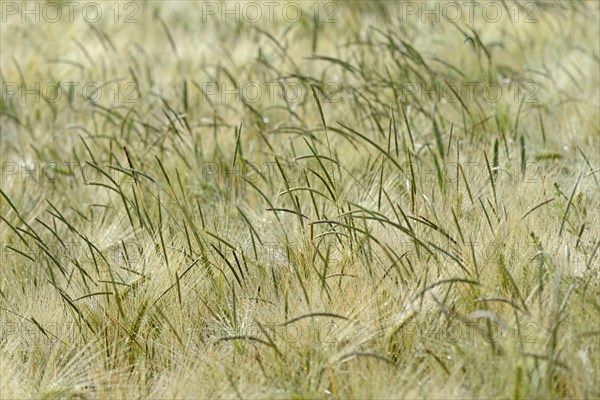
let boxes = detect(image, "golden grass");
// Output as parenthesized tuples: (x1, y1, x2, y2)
(1, 1, 599, 398)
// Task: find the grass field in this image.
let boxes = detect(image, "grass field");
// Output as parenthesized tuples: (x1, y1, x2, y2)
(1, 1, 599, 398)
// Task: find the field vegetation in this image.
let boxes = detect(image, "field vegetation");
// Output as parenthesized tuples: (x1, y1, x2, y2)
(1, 1, 599, 398)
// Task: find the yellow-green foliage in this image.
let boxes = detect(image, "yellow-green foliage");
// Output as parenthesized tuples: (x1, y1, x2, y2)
(1, 1, 598, 398)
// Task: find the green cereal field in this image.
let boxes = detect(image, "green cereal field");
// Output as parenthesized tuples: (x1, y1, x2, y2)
(1, 1, 599, 398)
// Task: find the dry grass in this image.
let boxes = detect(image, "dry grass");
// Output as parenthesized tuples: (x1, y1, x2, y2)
(1, 1, 599, 398)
